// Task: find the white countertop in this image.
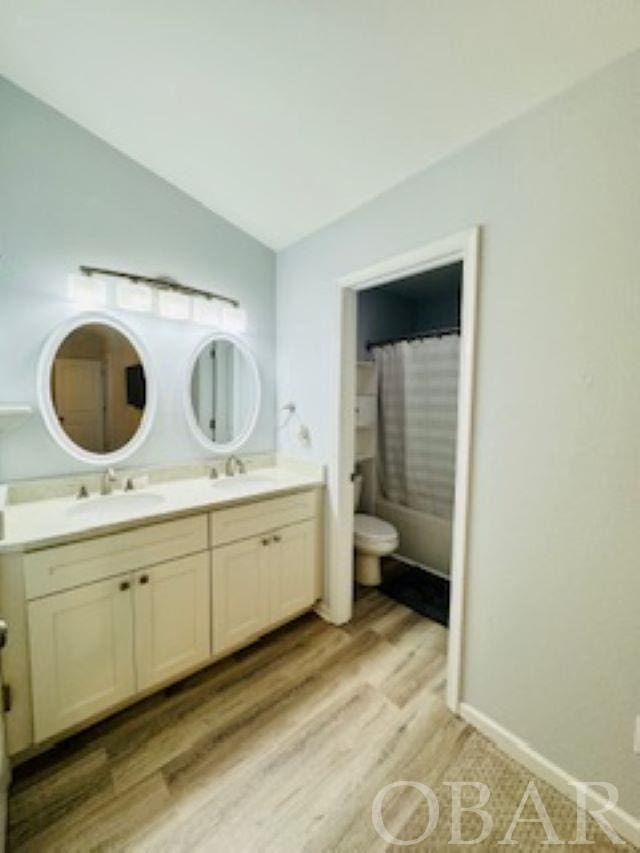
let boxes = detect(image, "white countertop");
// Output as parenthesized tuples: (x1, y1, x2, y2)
(0, 467, 324, 553)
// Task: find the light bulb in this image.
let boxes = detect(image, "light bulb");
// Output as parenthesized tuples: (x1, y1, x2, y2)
(157, 290, 190, 320)
(192, 296, 224, 326)
(116, 280, 152, 312)
(67, 273, 107, 306)
(222, 304, 247, 333)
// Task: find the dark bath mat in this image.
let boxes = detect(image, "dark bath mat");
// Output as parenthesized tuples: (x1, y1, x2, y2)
(380, 564, 450, 626)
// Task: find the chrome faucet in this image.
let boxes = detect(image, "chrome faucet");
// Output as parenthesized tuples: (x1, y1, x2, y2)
(100, 467, 117, 496)
(225, 455, 246, 476)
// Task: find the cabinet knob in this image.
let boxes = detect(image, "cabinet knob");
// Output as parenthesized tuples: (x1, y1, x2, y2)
(139, 575, 149, 585)
(119, 580, 130, 592)
(261, 538, 270, 546)
(272, 534, 282, 543)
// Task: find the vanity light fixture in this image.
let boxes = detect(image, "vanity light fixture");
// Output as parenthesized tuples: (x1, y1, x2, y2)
(157, 289, 190, 320)
(115, 279, 153, 313)
(191, 295, 224, 326)
(222, 304, 247, 333)
(73, 265, 244, 329)
(67, 273, 107, 307)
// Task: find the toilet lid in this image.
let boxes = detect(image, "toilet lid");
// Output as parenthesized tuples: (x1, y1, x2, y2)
(354, 513, 397, 541)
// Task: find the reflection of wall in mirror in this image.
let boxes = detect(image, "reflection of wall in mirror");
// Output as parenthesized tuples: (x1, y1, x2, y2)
(104, 342, 143, 451)
(232, 346, 251, 437)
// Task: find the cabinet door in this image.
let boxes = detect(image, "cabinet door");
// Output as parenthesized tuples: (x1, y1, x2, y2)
(270, 521, 317, 624)
(28, 575, 135, 743)
(134, 553, 211, 691)
(211, 537, 271, 655)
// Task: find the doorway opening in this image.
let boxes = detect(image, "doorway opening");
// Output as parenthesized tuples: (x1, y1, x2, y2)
(355, 260, 462, 626)
(333, 229, 479, 713)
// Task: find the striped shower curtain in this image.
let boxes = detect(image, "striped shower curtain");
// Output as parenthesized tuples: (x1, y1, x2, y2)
(375, 335, 460, 519)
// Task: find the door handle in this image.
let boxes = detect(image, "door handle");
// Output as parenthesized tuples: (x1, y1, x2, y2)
(0, 619, 8, 649)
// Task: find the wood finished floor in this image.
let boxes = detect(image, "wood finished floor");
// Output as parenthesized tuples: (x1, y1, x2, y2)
(9, 590, 625, 852)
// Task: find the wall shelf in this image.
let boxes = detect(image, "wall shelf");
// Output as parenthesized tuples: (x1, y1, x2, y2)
(356, 361, 377, 396)
(0, 404, 34, 432)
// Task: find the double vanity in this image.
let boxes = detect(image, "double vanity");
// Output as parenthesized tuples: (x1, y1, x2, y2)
(0, 308, 325, 762)
(0, 465, 323, 758)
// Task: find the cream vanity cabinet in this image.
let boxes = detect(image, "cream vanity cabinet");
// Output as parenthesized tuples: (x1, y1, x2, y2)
(0, 484, 322, 757)
(23, 516, 210, 743)
(28, 574, 137, 742)
(210, 490, 320, 654)
(29, 552, 211, 741)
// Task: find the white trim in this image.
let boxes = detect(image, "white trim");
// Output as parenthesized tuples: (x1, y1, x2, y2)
(37, 312, 157, 467)
(447, 227, 479, 712)
(332, 227, 480, 714)
(183, 332, 261, 455)
(460, 702, 640, 847)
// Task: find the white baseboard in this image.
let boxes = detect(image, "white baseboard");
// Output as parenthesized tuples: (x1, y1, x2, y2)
(313, 601, 334, 623)
(459, 703, 640, 848)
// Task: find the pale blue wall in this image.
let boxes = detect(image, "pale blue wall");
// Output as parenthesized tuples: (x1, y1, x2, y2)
(277, 52, 640, 815)
(0, 77, 276, 480)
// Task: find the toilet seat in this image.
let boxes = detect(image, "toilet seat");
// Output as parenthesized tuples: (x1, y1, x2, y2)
(354, 513, 397, 545)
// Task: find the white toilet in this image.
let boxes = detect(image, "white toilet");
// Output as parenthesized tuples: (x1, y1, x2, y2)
(353, 474, 399, 586)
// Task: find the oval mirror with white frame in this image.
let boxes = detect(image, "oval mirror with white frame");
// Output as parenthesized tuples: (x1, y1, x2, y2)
(186, 333, 260, 454)
(38, 313, 156, 465)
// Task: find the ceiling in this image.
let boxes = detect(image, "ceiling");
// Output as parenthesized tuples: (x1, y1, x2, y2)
(1, 2, 639, 249)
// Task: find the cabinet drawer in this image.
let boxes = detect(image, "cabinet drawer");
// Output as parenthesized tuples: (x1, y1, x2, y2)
(210, 489, 317, 548)
(24, 515, 208, 600)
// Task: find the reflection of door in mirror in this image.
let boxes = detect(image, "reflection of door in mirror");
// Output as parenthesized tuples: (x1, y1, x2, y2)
(192, 342, 239, 443)
(51, 324, 145, 454)
(53, 359, 105, 452)
(189, 335, 257, 450)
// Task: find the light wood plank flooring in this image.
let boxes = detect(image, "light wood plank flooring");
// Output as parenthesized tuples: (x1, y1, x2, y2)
(9, 591, 624, 851)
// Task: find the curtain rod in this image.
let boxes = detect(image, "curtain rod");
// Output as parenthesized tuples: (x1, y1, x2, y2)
(79, 265, 240, 307)
(366, 325, 460, 351)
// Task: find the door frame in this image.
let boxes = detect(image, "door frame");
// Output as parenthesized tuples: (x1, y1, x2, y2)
(331, 226, 480, 713)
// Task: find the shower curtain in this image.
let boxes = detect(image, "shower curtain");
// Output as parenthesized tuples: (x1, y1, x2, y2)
(375, 335, 460, 519)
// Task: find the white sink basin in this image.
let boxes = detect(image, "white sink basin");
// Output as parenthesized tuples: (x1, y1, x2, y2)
(66, 492, 165, 520)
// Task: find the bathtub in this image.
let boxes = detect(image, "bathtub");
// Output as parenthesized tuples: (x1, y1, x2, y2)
(375, 496, 452, 578)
